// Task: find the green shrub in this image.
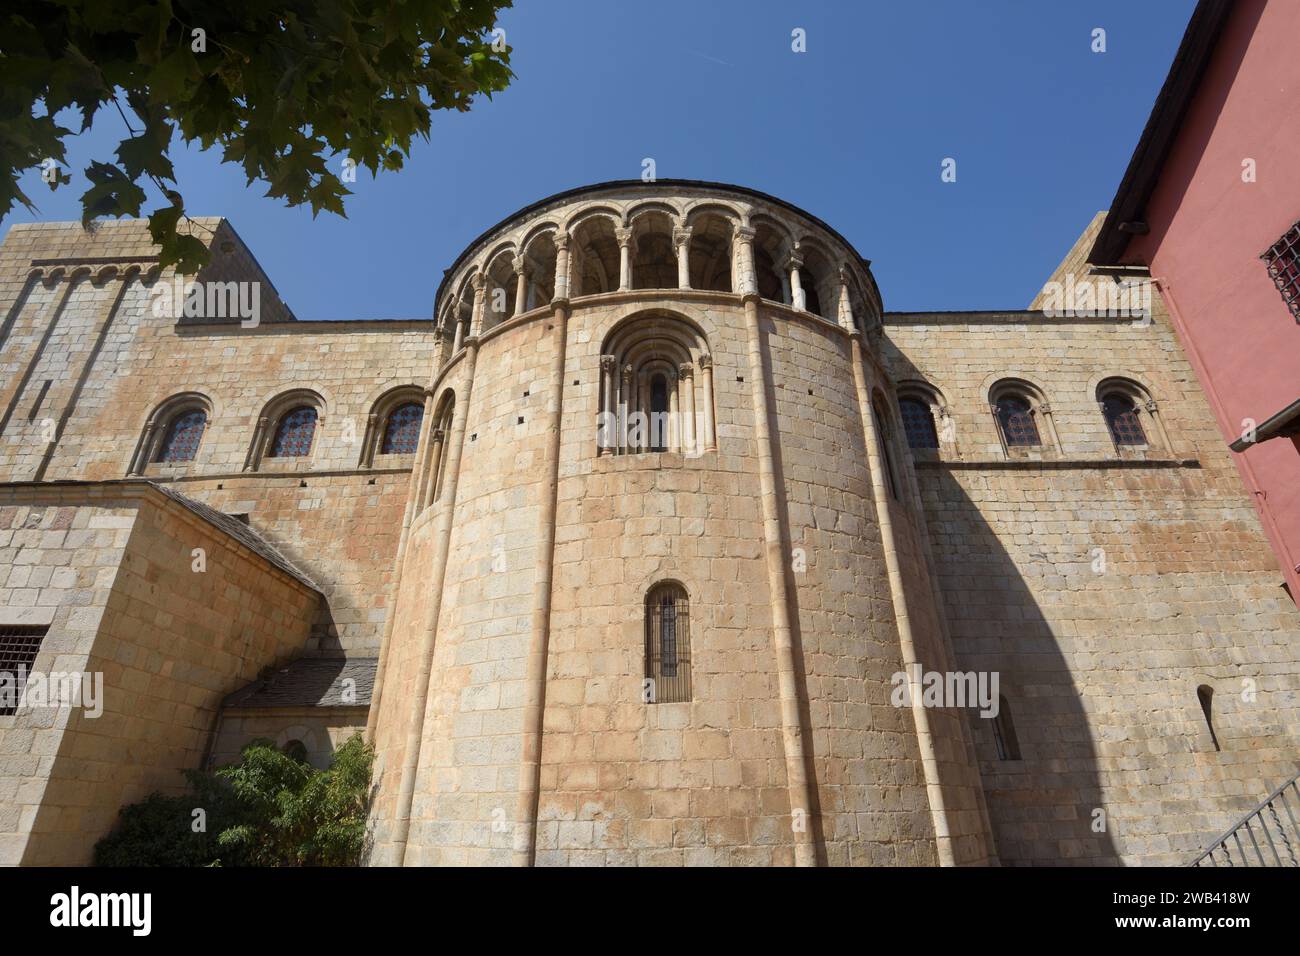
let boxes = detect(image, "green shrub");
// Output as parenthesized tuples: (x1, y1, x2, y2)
(94, 733, 374, 867)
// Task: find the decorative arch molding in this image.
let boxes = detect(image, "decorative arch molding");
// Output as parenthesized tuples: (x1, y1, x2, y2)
(895, 379, 953, 457)
(245, 387, 329, 471)
(361, 384, 426, 467)
(420, 387, 457, 508)
(597, 310, 717, 457)
(988, 376, 1061, 455)
(128, 391, 216, 475)
(1092, 374, 1171, 454)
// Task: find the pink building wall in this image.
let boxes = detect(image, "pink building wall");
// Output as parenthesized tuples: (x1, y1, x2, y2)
(1123, 0, 1300, 599)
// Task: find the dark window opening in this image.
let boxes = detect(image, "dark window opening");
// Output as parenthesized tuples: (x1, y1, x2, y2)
(270, 406, 317, 458)
(155, 409, 207, 463)
(1198, 684, 1221, 752)
(645, 582, 691, 703)
(1102, 394, 1147, 446)
(992, 695, 1021, 760)
(380, 402, 423, 455)
(899, 397, 940, 449)
(996, 396, 1040, 447)
(0, 626, 48, 716)
(1263, 219, 1300, 322)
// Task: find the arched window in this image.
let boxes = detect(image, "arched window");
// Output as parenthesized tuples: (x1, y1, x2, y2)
(1197, 685, 1221, 752)
(872, 395, 900, 500)
(644, 582, 691, 703)
(381, 402, 424, 455)
(153, 409, 207, 463)
(598, 314, 716, 457)
(992, 695, 1021, 760)
(898, 397, 939, 449)
(1101, 393, 1146, 446)
(995, 395, 1040, 447)
(270, 406, 318, 458)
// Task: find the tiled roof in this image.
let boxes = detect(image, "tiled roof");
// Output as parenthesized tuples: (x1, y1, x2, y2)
(224, 657, 376, 709)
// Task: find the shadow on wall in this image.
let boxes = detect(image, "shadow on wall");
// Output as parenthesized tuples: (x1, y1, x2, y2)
(927, 466, 1122, 866)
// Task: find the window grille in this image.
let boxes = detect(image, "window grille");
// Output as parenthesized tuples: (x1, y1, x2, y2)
(1263, 219, 1300, 322)
(0, 626, 47, 716)
(1102, 394, 1147, 446)
(154, 409, 207, 463)
(270, 406, 318, 458)
(996, 397, 1040, 447)
(644, 583, 691, 703)
(380, 402, 423, 455)
(899, 397, 939, 449)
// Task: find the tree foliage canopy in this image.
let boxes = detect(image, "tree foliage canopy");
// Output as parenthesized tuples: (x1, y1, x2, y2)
(94, 734, 376, 867)
(1, 0, 514, 271)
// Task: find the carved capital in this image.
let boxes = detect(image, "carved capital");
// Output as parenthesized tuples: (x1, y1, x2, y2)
(1144, 399, 1159, 413)
(678, 362, 695, 379)
(785, 253, 804, 271)
(698, 353, 713, 370)
(733, 225, 756, 243)
(553, 232, 570, 253)
(614, 227, 632, 247)
(432, 427, 446, 443)
(600, 354, 617, 373)
(1037, 402, 1052, 416)
(672, 227, 692, 249)
(471, 272, 487, 292)
(513, 255, 532, 278)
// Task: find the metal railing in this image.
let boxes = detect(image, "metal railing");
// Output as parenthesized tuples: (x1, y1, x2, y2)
(1190, 773, 1300, 866)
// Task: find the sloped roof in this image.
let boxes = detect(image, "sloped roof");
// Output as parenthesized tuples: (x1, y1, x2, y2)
(149, 481, 319, 592)
(223, 657, 376, 709)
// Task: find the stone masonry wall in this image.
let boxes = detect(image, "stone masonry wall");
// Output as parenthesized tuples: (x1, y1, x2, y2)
(882, 303, 1300, 865)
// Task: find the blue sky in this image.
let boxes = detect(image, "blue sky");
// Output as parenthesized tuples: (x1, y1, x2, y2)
(5, 0, 1196, 317)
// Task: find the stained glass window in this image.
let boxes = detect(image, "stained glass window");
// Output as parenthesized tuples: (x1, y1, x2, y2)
(154, 409, 207, 463)
(380, 402, 423, 455)
(899, 397, 939, 449)
(996, 397, 1040, 447)
(270, 406, 317, 458)
(1102, 394, 1146, 446)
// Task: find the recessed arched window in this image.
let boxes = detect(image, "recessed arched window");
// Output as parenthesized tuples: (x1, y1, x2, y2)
(992, 695, 1022, 760)
(380, 402, 424, 455)
(995, 395, 1040, 447)
(153, 409, 207, 463)
(644, 582, 691, 703)
(1101, 393, 1146, 446)
(270, 406, 318, 458)
(872, 395, 900, 500)
(898, 397, 939, 449)
(1197, 684, 1221, 752)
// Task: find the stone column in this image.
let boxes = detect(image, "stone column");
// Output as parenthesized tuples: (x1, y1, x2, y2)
(620, 364, 633, 456)
(837, 266, 856, 331)
(699, 353, 717, 452)
(1038, 401, 1062, 452)
(554, 232, 571, 301)
(129, 417, 158, 475)
(848, 334, 957, 866)
(469, 273, 487, 337)
(668, 371, 680, 452)
(679, 362, 696, 454)
(734, 225, 757, 296)
(1144, 398, 1173, 452)
(637, 370, 650, 453)
(787, 254, 805, 311)
(616, 227, 632, 291)
(674, 226, 692, 289)
(740, 293, 820, 866)
(451, 308, 466, 353)
(366, 383, 441, 743)
(513, 257, 530, 316)
(424, 427, 447, 505)
(393, 340, 479, 865)
(599, 355, 616, 456)
(513, 297, 570, 864)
